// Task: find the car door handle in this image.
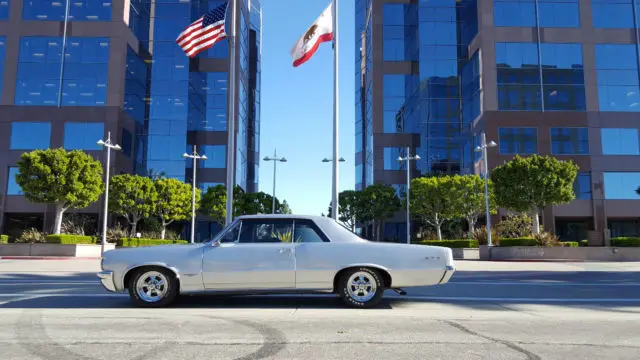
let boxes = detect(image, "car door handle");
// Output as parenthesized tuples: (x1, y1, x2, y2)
(278, 248, 292, 254)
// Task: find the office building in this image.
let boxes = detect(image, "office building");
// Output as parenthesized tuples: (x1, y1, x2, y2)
(0, 0, 261, 240)
(355, 0, 640, 243)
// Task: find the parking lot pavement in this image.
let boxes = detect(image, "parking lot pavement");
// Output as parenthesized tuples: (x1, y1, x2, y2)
(0, 260, 639, 359)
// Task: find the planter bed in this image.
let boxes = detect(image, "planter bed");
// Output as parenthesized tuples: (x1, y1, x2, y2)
(480, 245, 640, 261)
(0, 243, 115, 257)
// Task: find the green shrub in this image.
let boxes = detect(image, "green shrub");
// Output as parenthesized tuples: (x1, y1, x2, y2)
(472, 226, 499, 246)
(497, 214, 533, 238)
(106, 224, 129, 244)
(499, 238, 538, 247)
(46, 234, 97, 245)
(533, 232, 560, 247)
(419, 240, 479, 248)
(118, 238, 189, 247)
(15, 228, 47, 244)
(579, 240, 589, 247)
(611, 237, 640, 247)
(559, 242, 579, 248)
(0, 235, 8, 244)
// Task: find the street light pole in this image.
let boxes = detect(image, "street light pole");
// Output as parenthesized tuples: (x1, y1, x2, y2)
(97, 132, 121, 256)
(264, 149, 287, 214)
(475, 132, 497, 246)
(397, 147, 420, 244)
(183, 146, 207, 244)
(322, 157, 346, 217)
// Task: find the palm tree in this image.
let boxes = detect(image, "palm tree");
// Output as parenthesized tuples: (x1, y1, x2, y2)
(146, 168, 166, 180)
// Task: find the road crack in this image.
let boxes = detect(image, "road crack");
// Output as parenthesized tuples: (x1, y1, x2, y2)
(442, 320, 541, 360)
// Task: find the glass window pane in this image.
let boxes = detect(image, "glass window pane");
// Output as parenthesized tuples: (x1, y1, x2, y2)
(499, 127, 537, 154)
(604, 172, 640, 199)
(595, 44, 640, 112)
(550, 127, 589, 154)
(199, 145, 226, 169)
(63, 122, 104, 150)
(7, 167, 23, 195)
(538, 1, 580, 28)
(573, 173, 591, 200)
(238, 219, 293, 243)
(494, 1, 536, 27)
(601, 128, 640, 155)
(294, 219, 329, 243)
(10, 122, 51, 150)
(23, 0, 112, 21)
(592, 1, 634, 28)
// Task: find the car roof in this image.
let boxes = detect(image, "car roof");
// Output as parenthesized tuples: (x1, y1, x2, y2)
(235, 214, 329, 221)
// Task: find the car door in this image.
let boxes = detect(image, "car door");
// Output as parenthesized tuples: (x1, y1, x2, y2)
(292, 219, 336, 290)
(201, 218, 296, 290)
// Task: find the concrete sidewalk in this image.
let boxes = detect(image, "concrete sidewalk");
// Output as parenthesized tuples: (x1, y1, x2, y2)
(1, 258, 640, 274)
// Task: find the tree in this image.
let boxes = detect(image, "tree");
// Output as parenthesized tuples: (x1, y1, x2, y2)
(154, 178, 200, 239)
(201, 184, 227, 225)
(490, 155, 578, 234)
(280, 200, 292, 214)
(410, 176, 461, 240)
(327, 190, 362, 232)
(451, 174, 497, 238)
(15, 149, 104, 235)
(359, 184, 401, 241)
(109, 174, 158, 237)
(146, 168, 166, 180)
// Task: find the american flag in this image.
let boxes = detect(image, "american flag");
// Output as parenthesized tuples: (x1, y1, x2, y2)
(176, 1, 228, 58)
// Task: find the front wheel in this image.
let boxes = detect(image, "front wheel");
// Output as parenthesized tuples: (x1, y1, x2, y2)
(128, 267, 178, 308)
(338, 268, 384, 308)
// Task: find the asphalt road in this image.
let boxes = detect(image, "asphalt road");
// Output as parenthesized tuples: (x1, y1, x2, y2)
(0, 260, 639, 359)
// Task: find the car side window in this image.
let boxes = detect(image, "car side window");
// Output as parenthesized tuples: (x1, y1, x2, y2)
(218, 222, 241, 243)
(238, 219, 294, 243)
(294, 219, 330, 243)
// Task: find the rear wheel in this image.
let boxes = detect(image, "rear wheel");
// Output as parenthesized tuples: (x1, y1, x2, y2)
(338, 268, 384, 308)
(128, 267, 178, 308)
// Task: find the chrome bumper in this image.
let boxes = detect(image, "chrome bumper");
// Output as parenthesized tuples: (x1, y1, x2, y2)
(438, 265, 456, 284)
(97, 271, 117, 292)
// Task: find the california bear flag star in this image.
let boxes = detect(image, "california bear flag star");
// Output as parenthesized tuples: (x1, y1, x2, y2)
(290, 3, 333, 67)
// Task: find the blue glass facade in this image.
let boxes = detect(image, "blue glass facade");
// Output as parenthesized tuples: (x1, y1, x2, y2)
(10, 122, 51, 150)
(494, 0, 579, 28)
(551, 127, 589, 155)
(591, 0, 640, 28)
(496, 42, 585, 111)
(595, 44, 640, 112)
(23, 0, 112, 21)
(16, 37, 109, 106)
(601, 128, 640, 155)
(64, 122, 104, 150)
(498, 127, 537, 154)
(7, 167, 22, 195)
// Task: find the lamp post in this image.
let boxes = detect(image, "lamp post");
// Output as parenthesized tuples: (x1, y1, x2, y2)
(183, 146, 207, 244)
(322, 157, 346, 218)
(474, 132, 497, 246)
(264, 149, 287, 214)
(397, 147, 420, 244)
(321, 157, 346, 163)
(97, 132, 121, 256)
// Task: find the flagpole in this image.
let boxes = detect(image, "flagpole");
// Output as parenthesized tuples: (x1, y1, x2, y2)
(331, 0, 339, 220)
(225, 0, 237, 225)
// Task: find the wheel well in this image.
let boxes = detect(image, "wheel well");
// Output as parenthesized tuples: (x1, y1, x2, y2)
(123, 265, 180, 290)
(333, 266, 392, 292)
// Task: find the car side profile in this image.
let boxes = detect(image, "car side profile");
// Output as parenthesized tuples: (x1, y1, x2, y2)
(98, 215, 456, 308)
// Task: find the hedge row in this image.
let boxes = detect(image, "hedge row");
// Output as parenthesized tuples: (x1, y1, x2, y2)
(498, 238, 538, 247)
(118, 238, 189, 247)
(611, 237, 640, 247)
(418, 240, 479, 248)
(0, 235, 8, 244)
(46, 235, 97, 245)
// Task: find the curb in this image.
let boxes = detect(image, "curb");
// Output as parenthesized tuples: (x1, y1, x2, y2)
(487, 259, 586, 263)
(0, 256, 100, 260)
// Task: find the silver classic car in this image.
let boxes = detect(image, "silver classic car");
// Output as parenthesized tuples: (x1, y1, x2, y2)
(98, 215, 456, 308)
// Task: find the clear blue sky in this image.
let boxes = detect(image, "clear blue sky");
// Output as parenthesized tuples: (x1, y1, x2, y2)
(258, 0, 355, 215)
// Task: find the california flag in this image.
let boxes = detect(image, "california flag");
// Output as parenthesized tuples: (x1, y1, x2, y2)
(290, 3, 333, 67)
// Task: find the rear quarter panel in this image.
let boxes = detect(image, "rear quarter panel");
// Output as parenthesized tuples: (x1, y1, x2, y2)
(294, 242, 453, 289)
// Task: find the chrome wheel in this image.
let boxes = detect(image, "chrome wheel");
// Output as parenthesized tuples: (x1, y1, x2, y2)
(347, 271, 377, 303)
(135, 271, 168, 303)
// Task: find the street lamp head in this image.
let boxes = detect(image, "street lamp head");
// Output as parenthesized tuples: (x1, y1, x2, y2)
(487, 141, 498, 148)
(279, 158, 287, 162)
(474, 146, 482, 153)
(97, 139, 105, 146)
(338, 157, 346, 162)
(322, 158, 330, 163)
(397, 156, 404, 162)
(201, 155, 208, 160)
(182, 153, 190, 158)
(113, 144, 122, 151)
(263, 156, 271, 161)
(414, 154, 421, 160)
